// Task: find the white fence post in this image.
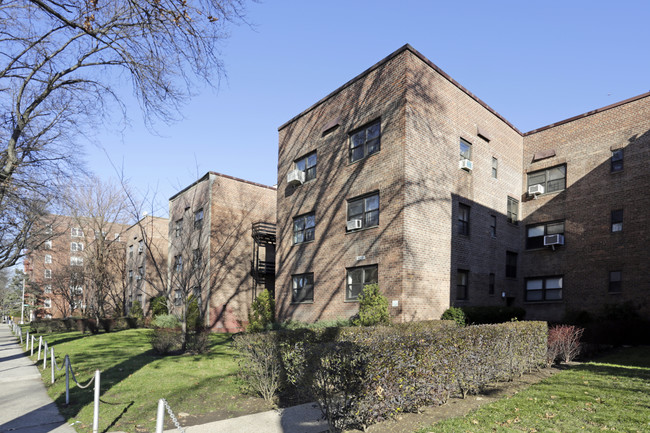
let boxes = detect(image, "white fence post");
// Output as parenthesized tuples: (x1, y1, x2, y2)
(93, 370, 100, 433)
(156, 399, 165, 433)
(51, 347, 55, 384)
(38, 336, 43, 360)
(25, 331, 29, 349)
(19, 328, 23, 345)
(43, 341, 48, 369)
(31, 335, 35, 356)
(65, 356, 70, 405)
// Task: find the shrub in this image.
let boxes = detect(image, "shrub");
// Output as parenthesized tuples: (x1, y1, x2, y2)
(548, 324, 583, 363)
(440, 307, 466, 326)
(185, 328, 211, 354)
(151, 296, 168, 317)
(130, 300, 144, 319)
(232, 332, 282, 402)
(186, 295, 202, 330)
(248, 289, 275, 333)
(461, 306, 526, 324)
(351, 283, 390, 327)
(152, 314, 180, 329)
(150, 327, 182, 355)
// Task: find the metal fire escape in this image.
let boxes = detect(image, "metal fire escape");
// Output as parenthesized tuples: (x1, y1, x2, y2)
(251, 222, 276, 301)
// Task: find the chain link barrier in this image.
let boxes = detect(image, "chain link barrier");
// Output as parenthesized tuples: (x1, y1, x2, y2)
(162, 398, 186, 433)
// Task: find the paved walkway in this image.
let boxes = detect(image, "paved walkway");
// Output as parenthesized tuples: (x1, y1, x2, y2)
(0, 324, 76, 433)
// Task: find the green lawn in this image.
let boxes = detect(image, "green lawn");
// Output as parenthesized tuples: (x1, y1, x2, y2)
(27, 328, 270, 433)
(416, 346, 650, 433)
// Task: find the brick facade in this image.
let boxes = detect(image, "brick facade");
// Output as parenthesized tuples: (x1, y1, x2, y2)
(276, 44, 650, 323)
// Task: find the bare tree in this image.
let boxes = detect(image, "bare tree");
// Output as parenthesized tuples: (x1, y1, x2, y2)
(0, 0, 248, 269)
(49, 265, 85, 318)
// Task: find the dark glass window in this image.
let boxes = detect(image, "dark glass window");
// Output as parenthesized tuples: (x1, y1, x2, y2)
(527, 165, 566, 194)
(507, 197, 519, 225)
(458, 203, 470, 236)
(293, 213, 315, 244)
(490, 215, 497, 238)
(349, 120, 381, 163)
(506, 252, 517, 278)
(492, 157, 498, 178)
(609, 271, 622, 293)
(296, 151, 317, 182)
(346, 265, 378, 301)
(526, 276, 563, 301)
(611, 149, 623, 172)
(194, 209, 204, 229)
(175, 219, 183, 237)
(460, 138, 472, 160)
(347, 193, 379, 231)
(611, 209, 623, 232)
(526, 221, 565, 249)
(457, 270, 469, 300)
(292, 273, 314, 303)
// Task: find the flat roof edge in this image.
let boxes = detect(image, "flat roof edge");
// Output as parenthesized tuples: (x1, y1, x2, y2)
(169, 171, 276, 202)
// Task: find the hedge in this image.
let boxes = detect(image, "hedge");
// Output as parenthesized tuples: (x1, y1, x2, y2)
(30, 317, 143, 334)
(235, 320, 547, 432)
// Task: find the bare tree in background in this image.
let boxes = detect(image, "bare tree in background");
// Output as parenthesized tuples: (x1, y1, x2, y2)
(0, 0, 248, 269)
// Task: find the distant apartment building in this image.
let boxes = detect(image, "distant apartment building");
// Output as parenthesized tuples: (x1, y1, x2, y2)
(275, 44, 650, 324)
(124, 215, 169, 315)
(168, 172, 276, 332)
(24, 214, 128, 319)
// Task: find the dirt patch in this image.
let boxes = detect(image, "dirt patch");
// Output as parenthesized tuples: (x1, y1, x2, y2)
(169, 395, 274, 429)
(346, 367, 559, 433)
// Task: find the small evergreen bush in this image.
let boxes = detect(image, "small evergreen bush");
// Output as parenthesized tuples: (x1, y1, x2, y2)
(150, 314, 182, 354)
(352, 283, 390, 327)
(130, 300, 144, 319)
(441, 307, 466, 326)
(152, 313, 180, 329)
(151, 295, 168, 317)
(248, 289, 275, 333)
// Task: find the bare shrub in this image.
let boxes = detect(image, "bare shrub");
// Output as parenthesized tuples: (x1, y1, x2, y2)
(232, 333, 282, 402)
(548, 325, 584, 364)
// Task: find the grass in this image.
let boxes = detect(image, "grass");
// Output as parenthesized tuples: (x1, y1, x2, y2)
(26, 328, 270, 433)
(415, 346, 650, 433)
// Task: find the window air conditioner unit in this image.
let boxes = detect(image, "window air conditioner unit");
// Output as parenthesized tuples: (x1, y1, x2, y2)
(346, 219, 363, 231)
(286, 169, 305, 186)
(544, 234, 565, 246)
(528, 184, 545, 196)
(459, 159, 473, 171)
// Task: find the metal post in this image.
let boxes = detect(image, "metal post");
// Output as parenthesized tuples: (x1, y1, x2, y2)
(19, 328, 23, 345)
(25, 331, 29, 349)
(20, 277, 25, 325)
(65, 356, 70, 405)
(92, 370, 100, 433)
(43, 341, 48, 369)
(38, 336, 42, 360)
(31, 335, 34, 356)
(51, 347, 55, 384)
(156, 399, 165, 433)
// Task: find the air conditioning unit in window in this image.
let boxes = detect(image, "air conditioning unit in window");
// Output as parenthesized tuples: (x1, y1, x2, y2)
(346, 219, 362, 231)
(286, 169, 305, 186)
(544, 234, 565, 246)
(459, 159, 473, 171)
(528, 184, 545, 196)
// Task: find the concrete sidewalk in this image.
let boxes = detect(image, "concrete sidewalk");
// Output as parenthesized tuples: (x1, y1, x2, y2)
(0, 324, 76, 433)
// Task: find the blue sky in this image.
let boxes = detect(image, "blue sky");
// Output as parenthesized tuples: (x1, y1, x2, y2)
(85, 0, 650, 217)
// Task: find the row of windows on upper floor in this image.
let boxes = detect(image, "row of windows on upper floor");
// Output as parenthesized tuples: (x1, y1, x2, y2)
(40, 285, 82, 295)
(456, 269, 624, 303)
(173, 208, 204, 238)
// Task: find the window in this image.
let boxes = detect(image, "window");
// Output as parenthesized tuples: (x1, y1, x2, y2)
(492, 157, 498, 178)
(175, 219, 183, 237)
(526, 221, 565, 249)
(128, 270, 133, 283)
(346, 265, 378, 301)
(45, 314, 52, 319)
(174, 290, 183, 306)
(71, 227, 84, 237)
(114, 233, 121, 241)
(44, 240, 52, 250)
(347, 193, 379, 231)
(506, 252, 517, 278)
(45, 225, 53, 235)
(138, 266, 144, 279)
(457, 270, 469, 300)
(507, 197, 519, 225)
(489, 273, 495, 295)
(44, 254, 52, 264)
(192, 249, 201, 269)
(349, 120, 380, 163)
(295, 152, 317, 182)
(293, 213, 315, 244)
(71, 242, 83, 252)
(70, 286, 83, 295)
(458, 203, 470, 236)
(44, 298, 52, 309)
(611, 149, 623, 172)
(129, 244, 134, 258)
(44, 285, 52, 294)
(70, 256, 83, 266)
(292, 273, 314, 303)
(611, 209, 623, 232)
(490, 215, 497, 238)
(609, 271, 622, 293)
(459, 138, 472, 161)
(526, 276, 563, 301)
(527, 165, 566, 194)
(45, 269, 51, 279)
(94, 231, 107, 239)
(194, 208, 204, 229)
(138, 239, 144, 253)
(174, 255, 183, 272)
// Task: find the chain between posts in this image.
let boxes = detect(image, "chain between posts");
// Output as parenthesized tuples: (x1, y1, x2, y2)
(162, 398, 186, 433)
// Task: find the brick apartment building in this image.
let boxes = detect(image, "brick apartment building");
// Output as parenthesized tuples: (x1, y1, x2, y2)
(124, 215, 169, 315)
(168, 172, 276, 332)
(275, 44, 650, 323)
(24, 215, 128, 319)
